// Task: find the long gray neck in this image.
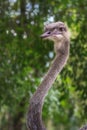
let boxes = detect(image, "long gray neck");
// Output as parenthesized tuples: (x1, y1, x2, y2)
(27, 40, 70, 130)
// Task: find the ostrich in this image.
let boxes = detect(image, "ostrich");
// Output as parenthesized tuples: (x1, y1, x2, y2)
(26, 21, 87, 130)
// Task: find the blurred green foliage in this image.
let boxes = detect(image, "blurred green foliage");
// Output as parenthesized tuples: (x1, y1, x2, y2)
(0, 0, 87, 130)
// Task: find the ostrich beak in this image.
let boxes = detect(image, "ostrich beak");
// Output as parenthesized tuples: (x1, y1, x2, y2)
(40, 31, 51, 39)
(40, 31, 62, 39)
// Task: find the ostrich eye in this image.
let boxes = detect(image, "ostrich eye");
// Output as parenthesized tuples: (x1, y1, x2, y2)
(59, 27, 65, 31)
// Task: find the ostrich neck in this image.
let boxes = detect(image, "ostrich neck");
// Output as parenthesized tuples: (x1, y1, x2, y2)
(27, 40, 70, 130)
(31, 40, 69, 103)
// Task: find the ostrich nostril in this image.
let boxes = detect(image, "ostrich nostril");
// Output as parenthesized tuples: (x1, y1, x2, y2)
(47, 31, 51, 34)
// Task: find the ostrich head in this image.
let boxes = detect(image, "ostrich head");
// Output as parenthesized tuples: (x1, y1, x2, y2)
(41, 21, 70, 53)
(41, 21, 70, 43)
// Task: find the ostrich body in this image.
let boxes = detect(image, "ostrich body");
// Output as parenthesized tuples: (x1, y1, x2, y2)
(27, 21, 70, 130)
